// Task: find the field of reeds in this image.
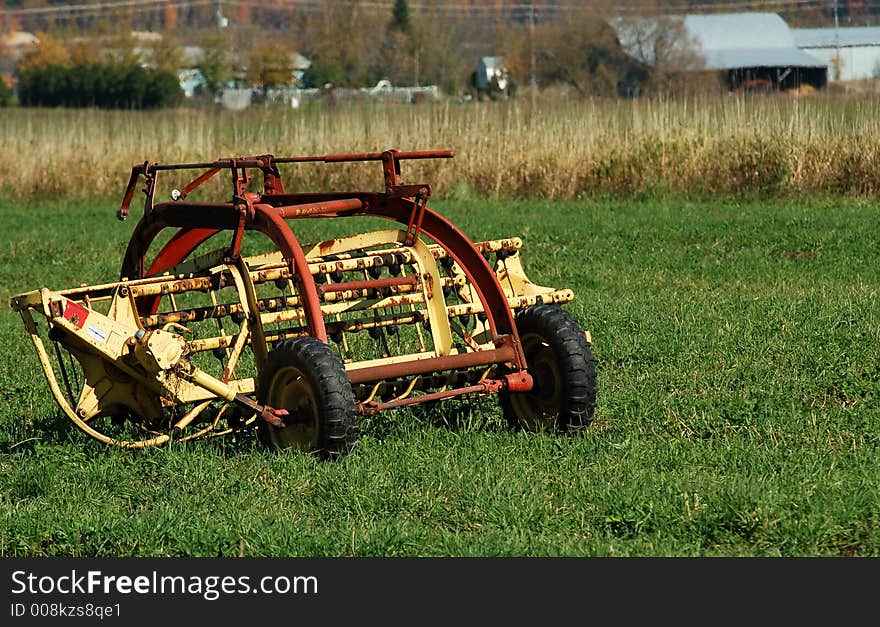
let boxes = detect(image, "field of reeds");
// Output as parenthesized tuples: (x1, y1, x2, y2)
(3, 94, 880, 200)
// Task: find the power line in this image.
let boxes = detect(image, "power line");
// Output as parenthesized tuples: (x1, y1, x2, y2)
(0, 0, 836, 18)
(5, 0, 166, 16)
(617, 0, 840, 13)
(1, 0, 866, 24)
(2, 1, 215, 27)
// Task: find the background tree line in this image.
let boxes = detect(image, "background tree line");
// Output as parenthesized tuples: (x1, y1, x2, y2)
(3, 0, 810, 106)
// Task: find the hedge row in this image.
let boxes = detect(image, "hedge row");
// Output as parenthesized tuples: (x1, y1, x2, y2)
(17, 62, 183, 109)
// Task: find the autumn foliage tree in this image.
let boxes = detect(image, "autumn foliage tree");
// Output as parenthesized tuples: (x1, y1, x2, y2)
(16, 31, 71, 70)
(499, 4, 709, 98)
(196, 33, 232, 93)
(532, 7, 646, 97)
(246, 41, 295, 92)
(299, 0, 385, 88)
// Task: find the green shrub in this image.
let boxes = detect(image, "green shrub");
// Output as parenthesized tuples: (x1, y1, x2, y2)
(17, 61, 183, 109)
(0, 79, 11, 106)
(301, 58, 346, 89)
(145, 70, 185, 108)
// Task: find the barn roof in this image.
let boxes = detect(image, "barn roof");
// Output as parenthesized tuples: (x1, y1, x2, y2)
(684, 12, 795, 52)
(613, 12, 827, 71)
(792, 26, 880, 48)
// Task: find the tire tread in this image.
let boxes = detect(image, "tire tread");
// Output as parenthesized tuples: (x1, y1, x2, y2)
(257, 337, 358, 458)
(501, 304, 597, 431)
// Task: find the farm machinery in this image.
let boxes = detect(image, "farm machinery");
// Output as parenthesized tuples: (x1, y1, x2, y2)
(9, 149, 597, 457)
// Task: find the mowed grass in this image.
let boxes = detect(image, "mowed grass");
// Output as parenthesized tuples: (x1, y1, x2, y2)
(1, 194, 879, 556)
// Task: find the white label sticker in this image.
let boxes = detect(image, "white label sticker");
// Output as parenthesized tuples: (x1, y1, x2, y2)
(87, 325, 108, 343)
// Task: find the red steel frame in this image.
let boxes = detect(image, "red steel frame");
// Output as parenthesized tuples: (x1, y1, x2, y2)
(117, 149, 529, 388)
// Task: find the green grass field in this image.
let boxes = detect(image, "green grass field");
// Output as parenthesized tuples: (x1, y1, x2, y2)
(1, 193, 878, 556)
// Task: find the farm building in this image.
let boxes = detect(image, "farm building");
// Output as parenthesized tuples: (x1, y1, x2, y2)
(612, 12, 828, 91)
(1, 31, 39, 60)
(792, 26, 880, 81)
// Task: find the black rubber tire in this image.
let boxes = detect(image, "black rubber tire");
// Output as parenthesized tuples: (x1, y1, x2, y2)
(256, 337, 358, 458)
(500, 304, 597, 432)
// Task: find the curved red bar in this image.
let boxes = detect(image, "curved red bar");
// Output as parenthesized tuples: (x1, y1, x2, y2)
(119, 203, 326, 341)
(118, 194, 523, 368)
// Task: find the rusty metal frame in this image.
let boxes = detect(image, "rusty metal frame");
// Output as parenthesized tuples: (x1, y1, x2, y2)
(119, 149, 526, 370)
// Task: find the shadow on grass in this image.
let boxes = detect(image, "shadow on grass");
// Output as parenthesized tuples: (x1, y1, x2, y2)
(359, 395, 510, 442)
(3, 393, 575, 462)
(2, 409, 82, 455)
(1, 408, 273, 462)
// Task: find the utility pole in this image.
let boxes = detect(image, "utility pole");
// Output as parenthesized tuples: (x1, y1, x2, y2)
(529, 0, 536, 106)
(833, 1, 841, 81)
(414, 50, 420, 87)
(216, 0, 228, 31)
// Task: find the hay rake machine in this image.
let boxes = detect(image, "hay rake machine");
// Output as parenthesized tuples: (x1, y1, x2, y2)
(10, 149, 596, 457)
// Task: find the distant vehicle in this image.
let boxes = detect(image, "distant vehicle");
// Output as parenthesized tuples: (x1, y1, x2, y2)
(365, 79, 394, 95)
(471, 56, 515, 101)
(177, 68, 207, 98)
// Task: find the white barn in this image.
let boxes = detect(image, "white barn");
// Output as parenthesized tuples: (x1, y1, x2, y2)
(613, 12, 828, 91)
(792, 27, 880, 81)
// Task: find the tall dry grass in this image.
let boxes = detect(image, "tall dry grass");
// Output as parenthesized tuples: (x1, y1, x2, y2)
(3, 94, 880, 200)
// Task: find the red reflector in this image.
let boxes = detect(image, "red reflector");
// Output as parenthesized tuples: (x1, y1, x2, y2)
(63, 300, 89, 329)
